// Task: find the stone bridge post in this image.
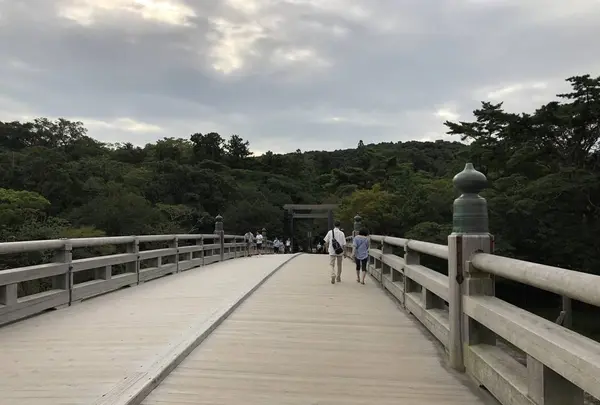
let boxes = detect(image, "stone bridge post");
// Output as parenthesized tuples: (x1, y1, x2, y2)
(214, 214, 224, 262)
(447, 163, 493, 371)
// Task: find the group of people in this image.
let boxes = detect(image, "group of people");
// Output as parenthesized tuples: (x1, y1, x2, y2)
(244, 222, 370, 285)
(323, 221, 369, 285)
(243, 230, 291, 256)
(273, 237, 291, 253)
(244, 230, 264, 255)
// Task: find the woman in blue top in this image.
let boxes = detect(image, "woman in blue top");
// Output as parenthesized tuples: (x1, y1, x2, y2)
(352, 228, 370, 284)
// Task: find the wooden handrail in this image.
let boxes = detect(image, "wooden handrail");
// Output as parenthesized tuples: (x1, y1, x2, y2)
(355, 233, 599, 405)
(0, 233, 275, 326)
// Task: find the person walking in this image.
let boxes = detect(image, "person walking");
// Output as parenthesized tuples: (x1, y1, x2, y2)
(324, 221, 346, 284)
(244, 230, 254, 256)
(256, 231, 263, 255)
(352, 228, 369, 284)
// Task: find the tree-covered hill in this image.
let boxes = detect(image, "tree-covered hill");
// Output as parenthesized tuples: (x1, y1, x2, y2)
(1, 73, 599, 277)
(0, 119, 467, 244)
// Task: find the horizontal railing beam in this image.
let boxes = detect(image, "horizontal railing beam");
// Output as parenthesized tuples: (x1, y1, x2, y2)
(0, 239, 66, 254)
(403, 263, 449, 302)
(471, 252, 600, 307)
(463, 295, 600, 400)
(70, 236, 137, 248)
(0, 262, 68, 285)
(406, 240, 448, 260)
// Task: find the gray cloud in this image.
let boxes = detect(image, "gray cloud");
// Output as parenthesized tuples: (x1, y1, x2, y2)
(1, 0, 599, 154)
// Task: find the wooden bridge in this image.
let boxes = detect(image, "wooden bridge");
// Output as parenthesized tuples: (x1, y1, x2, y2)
(1, 164, 599, 405)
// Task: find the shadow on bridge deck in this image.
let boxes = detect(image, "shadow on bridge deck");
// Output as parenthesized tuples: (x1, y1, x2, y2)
(0, 254, 293, 405)
(142, 254, 496, 405)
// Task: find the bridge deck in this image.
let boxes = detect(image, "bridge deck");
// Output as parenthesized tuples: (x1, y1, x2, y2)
(1, 254, 495, 405)
(143, 254, 493, 405)
(0, 255, 292, 405)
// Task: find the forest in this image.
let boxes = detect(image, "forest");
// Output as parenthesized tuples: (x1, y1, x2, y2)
(1, 74, 599, 284)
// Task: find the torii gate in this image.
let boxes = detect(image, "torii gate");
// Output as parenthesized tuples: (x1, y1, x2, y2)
(283, 204, 338, 251)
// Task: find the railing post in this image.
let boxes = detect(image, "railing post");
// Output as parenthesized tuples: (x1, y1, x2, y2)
(127, 237, 139, 284)
(50, 239, 73, 305)
(561, 296, 573, 329)
(95, 265, 111, 281)
(402, 241, 419, 307)
(381, 237, 391, 277)
(374, 238, 384, 275)
(215, 214, 224, 261)
(198, 236, 204, 266)
(0, 282, 17, 310)
(527, 354, 583, 405)
(170, 236, 179, 273)
(447, 163, 491, 371)
(0, 282, 17, 307)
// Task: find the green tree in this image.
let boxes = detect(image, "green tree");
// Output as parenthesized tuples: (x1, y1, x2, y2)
(70, 184, 161, 235)
(0, 188, 51, 231)
(337, 184, 405, 235)
(190, 132, 225, 162)
(224, 134, 252, 168)
(444, 74, 600, 272)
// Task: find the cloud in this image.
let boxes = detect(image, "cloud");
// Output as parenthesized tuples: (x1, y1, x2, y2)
(57, 0, 197, 27)
(434, 107, 460, 122)
(85, 117, 162, 133)
(0, 0, 599, 153)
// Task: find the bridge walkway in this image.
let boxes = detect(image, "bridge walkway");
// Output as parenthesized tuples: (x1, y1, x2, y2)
(0, 253, 496, 405)
(0, 254, 293, 405)
(143, 254, 494, 405)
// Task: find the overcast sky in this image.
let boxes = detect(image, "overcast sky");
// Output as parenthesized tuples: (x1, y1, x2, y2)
(1, 0, 599, 154)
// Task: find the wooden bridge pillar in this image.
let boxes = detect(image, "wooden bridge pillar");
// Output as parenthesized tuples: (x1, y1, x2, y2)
(448, 163, 492, 371)
(127, 237, 140, 284)
(403, 240, 420, 301)
(197, 236, 204, 265)
(52, 239, 72, 300)
(215, 214, 224, 261)
(169, 236, 179, 273)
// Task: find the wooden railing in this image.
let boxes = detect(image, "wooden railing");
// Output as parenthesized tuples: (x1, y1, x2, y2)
(345, 235, 600, 405)
(0, 234, 273, 327)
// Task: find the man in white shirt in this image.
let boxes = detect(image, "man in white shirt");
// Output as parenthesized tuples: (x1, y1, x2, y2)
(324, 221, 346, 284)
(255, 231, 263, 255)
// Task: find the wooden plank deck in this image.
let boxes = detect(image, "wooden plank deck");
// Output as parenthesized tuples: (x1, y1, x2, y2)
(143, 254, 496, 405)
(0, 255, 293, 405)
